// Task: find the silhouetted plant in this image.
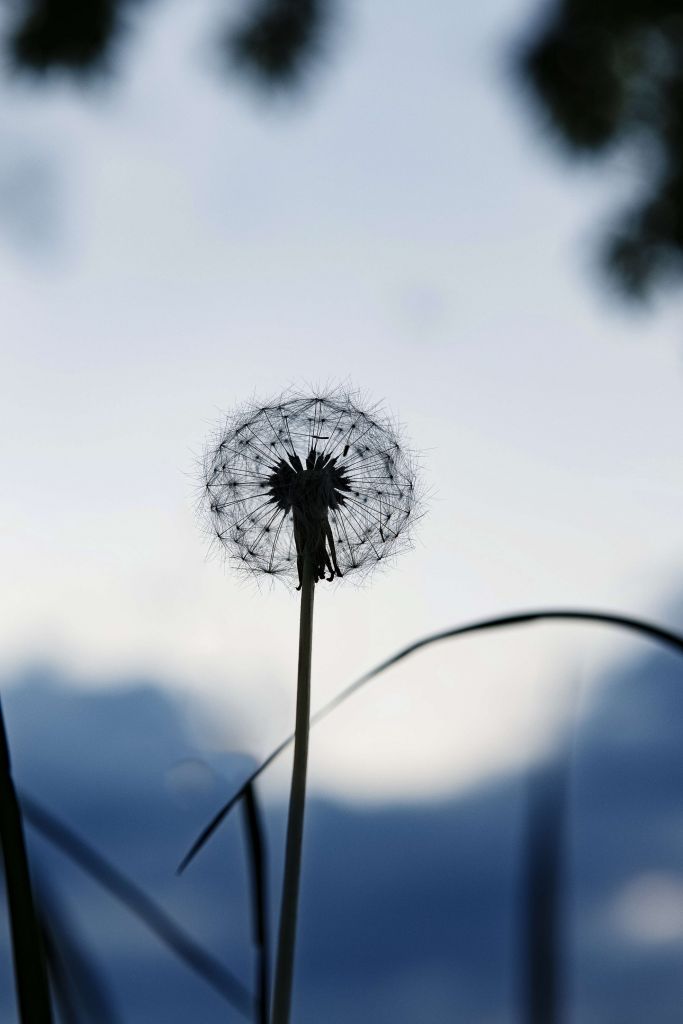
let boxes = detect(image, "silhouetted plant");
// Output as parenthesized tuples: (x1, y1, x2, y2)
(242, 782, 270, 1024)
(0, 701, 53, 1023)
(200, 388, 418, 589)
(37, 876, 119, 1024)
(21, 793, 252, 1016)
(177, 606, 683, 1022)
(520, 749, 570, 1024)
(179, 607, 683, 871)
(199, 386, 419, 1024)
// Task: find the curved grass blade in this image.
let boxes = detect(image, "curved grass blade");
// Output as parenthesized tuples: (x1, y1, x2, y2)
(241, 782, 270, 1024)
(37, 876, 119, 1024)
(20, 794, 251, 1018)
(178, 607, 683, 873)
(41, 923, 82, 1024)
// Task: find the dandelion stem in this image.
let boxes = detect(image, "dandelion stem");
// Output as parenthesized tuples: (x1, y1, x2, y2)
(0, 699, 53, 1024)
(271, 551, 315, 1024)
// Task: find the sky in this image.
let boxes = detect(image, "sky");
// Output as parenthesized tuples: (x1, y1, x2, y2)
(3, 645, 682, 1023)
(2, 0, 683, 802)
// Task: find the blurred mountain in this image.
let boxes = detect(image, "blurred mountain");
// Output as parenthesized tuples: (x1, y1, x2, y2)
(0, 642, 681, 1023)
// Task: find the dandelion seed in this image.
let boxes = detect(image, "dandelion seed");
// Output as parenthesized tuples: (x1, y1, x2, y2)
(200, 387, 419, 589)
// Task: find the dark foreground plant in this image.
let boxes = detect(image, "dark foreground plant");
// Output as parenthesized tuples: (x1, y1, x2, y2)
(179, 607, 683, 871)
(199, 387, 419, 1024)
(178, 606, 683, 1022)
(21, 794, 252, 1015)
(520, 745, 570, 1024)
(37, 877, 119, 1024)
(0, 700, 53, 1023)
(242, 782, 270, 1024)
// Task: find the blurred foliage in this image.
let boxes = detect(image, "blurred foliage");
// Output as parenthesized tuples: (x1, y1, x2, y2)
(518, 1, 683, 299)
(7, 0, 683, 298)
(10, 0, 123, 73)
(227, 0, 330, 87)
(5, 0, 333, 85)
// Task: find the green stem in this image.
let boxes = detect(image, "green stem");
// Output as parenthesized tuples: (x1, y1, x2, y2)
(271, 553, 315, 1024)
(0, 700, 53, 1024)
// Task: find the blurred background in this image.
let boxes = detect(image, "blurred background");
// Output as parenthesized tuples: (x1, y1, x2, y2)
(1, 0, 682, 1020)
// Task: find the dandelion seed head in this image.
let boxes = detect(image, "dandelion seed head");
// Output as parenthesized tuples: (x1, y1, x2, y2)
(199, 386, 420, 588)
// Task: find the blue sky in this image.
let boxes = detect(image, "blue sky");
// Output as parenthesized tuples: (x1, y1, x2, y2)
(2, 0, 683, 800)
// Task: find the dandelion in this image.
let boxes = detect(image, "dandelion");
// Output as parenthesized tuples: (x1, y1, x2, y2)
(198, 386, 420, 1024)
(201, 388, 417, 589)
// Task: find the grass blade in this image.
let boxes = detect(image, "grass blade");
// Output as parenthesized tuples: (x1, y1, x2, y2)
(520, 750, 569, 1024)
(20, 793, 251, 1017)
(241, 782, 270, 1024)
(178, 607, 683, 872)
(37, 876, 119, 1024)
(41, 923, 81, 1024)
(0, 700, 53, 1023)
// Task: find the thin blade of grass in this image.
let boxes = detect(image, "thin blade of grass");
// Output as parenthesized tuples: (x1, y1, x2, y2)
(241, 782, 270, 1024)
(520, 749, 569, 1024)
(37, 877, 119, 1024)
(178, 608, 683, 872)
(20, 793, 251, 1018)
(0, 701, 53, 1024)
(40, 922, 81, 1024)
(177, 738, 288, 875)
